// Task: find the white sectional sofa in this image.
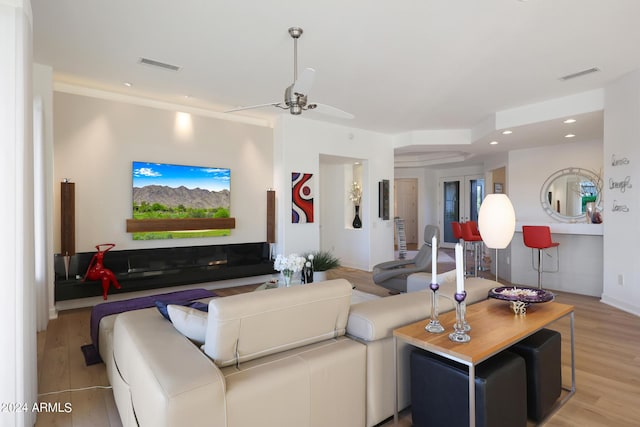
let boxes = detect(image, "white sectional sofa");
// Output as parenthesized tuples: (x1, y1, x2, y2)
(99, 276, 499, 427)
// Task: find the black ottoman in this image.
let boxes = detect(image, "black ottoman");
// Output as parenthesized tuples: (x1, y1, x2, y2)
(410, 349, 527, 427)
(510, 328, 562, 422)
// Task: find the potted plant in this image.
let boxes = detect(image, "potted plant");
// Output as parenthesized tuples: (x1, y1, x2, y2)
(305, 250, 341, 282)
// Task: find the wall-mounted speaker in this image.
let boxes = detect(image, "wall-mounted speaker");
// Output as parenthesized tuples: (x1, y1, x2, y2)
(267, 189, 276, 243)
(61, 180, 75, 256)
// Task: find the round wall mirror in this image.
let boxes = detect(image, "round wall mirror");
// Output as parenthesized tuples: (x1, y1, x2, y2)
(540, 167, 602, 223)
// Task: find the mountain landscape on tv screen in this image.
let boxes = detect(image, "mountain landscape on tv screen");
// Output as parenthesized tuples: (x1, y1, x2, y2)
(133, 185, 230, 210)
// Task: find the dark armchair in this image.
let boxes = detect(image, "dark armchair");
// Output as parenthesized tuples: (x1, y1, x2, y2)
(372, 225, 440, 293)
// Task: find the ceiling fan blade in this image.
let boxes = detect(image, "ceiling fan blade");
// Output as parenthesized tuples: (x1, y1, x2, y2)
(292, 68, 315, 96)
(225, 102, 281, 113)
(309, 103, 355, 120)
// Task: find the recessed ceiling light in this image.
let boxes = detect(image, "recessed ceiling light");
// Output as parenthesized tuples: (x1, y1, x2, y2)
(501, 130, 513, 135)
(489, 141, 499, 145)
(123, 82, 132, 87)
(565, 134, 576, 138)
(563, 118, 576, 124)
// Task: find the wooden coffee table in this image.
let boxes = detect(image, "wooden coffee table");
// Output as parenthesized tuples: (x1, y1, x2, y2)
(393, 298, 575, 427)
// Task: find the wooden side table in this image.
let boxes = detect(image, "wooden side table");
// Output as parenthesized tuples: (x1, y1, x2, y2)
(392, 299, 575, 427)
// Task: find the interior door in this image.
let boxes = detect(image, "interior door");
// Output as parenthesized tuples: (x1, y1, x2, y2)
(394, 178, 418, 248)
(439, 175, 485, 248)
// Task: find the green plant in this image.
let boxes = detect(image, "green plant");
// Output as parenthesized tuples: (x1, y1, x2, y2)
(306, 250, 341, 272)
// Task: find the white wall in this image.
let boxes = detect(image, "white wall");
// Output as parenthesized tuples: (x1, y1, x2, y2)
(53, 91, 273, 252)
(319, 161, 369, 269)
(0, 0, 38, 425)
(33, 63, 54, 326)
(508, 140, 604, 296)
(508, 140, 603, 223)
(274, 115, 395, 270)
(601, 70, 640, 316)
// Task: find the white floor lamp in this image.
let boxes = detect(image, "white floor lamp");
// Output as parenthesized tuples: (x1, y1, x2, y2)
(478, 194, 516, 283)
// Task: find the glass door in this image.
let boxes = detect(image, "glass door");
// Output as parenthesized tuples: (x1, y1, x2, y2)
(439, 175, 485, 248)
(441, 178, 461, 248)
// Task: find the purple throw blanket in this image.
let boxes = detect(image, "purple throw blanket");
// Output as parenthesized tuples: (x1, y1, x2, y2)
(83, 288, 215, 365)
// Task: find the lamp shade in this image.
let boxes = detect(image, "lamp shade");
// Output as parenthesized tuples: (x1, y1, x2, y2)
(478, 194, 516, 249)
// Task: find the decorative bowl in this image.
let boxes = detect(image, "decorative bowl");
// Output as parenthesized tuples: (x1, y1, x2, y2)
(489, 287, 555, 314)
(488, 286, 555, 304)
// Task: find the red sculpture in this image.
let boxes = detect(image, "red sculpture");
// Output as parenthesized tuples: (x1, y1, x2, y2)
(83, 243, 121, 300)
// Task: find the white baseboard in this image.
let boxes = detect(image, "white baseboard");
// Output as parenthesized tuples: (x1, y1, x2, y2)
(600, 294, 640, 317)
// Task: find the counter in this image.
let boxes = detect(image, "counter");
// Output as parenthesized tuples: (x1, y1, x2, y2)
(515, 222, 603, 236)
(509, 223, 603, 297)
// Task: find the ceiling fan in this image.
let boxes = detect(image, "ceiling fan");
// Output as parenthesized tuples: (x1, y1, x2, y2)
(225, 27, 354, 120)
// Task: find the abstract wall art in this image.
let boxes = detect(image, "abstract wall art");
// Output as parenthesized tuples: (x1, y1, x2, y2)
(292, 172, 314, 223)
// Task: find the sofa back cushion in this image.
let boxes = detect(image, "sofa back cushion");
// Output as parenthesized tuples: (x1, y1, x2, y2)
(203, 279, 352, 367)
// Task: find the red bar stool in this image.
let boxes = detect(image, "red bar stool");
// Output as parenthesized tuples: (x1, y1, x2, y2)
(461, 221, 483, 277)
(468, 220, 481, 237)
(469, 220, 488, 272)
(522, 226, 559, 289)
(451, 222, 463, 244)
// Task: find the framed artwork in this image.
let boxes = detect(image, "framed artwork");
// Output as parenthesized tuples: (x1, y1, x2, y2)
(378, 179, 390, 220)
(494, 183, 503, 193)
(292, 172, 314, 223)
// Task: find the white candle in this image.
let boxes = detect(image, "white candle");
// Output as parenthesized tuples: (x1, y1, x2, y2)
(455, 243, 465, 294)
(431, 235, 437, 283)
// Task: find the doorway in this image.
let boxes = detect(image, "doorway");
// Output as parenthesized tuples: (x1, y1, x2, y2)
(439, 175, 485, 248)
(394, 178, 418, 249)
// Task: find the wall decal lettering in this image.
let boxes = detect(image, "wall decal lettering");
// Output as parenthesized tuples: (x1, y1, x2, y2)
(611, 154, 630, 167)
(612, 200, 630, 213)
(609, 176, 632, 193)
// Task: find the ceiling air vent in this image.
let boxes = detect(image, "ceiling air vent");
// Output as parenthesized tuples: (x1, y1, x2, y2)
(138, 57, 182, 72)
(559, 67, 600, 81)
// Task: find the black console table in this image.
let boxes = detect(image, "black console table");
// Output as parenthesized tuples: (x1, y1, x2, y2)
(54, 242, 275, 301)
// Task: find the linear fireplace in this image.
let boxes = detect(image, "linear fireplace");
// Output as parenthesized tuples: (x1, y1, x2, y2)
(54, 242, 275, 301)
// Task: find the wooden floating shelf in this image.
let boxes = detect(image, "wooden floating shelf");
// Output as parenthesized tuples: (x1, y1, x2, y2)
(126, 218, 236, 233)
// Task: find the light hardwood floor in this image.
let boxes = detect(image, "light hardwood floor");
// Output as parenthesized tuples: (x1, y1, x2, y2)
(36, 264, 640, 427)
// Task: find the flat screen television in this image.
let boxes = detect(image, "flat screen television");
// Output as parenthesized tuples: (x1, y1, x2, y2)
(132, 161, 231, 240)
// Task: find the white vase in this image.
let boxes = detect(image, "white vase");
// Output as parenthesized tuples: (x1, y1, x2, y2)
(313, 271, 327, 282)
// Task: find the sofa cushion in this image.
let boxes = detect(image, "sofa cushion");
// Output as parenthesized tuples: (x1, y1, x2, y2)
(156, 300, 208, 321)
(203, 279, 353, 367)
(221, 336, 366, 427)
(347, 277, 497, 342)
(167, 305, 208, 344)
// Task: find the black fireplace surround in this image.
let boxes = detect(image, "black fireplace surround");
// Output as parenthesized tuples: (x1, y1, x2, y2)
(54, 242, 275, 301)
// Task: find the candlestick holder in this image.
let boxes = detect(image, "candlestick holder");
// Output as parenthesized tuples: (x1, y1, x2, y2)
(461, 300, 471, 332)
(449, 291, 471, 343)
(425, 282, 445, 333)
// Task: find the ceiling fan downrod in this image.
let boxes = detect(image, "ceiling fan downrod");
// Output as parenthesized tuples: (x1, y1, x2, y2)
(288, 27, 303, 83)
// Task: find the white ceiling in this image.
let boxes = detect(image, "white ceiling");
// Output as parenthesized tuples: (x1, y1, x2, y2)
(31, 0, 640, 167)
